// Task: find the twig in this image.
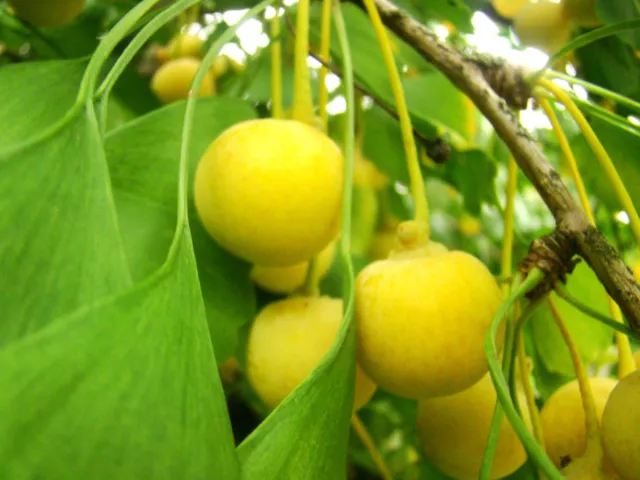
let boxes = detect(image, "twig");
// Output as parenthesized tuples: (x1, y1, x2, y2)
(350, 0, 640, 331)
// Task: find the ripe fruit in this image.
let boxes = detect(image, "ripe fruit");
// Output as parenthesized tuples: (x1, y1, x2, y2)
(246, 296, 377, 410)
(211, 55, 230, 78)
(9, 0, 85, 28)
(150, 57, 214, 104)
(602, 370, 640, 480)
(564, 0, 601, 27)
(158, 33, 203, 61)
(458, 214, 482, 237)
(513, 0, 572, 54)
(417, 373, 528, 479)
(491, 0, 528, 18)
(540, 377, 617, 467)
(250, 240, 337, 294)
(351, 153, 380, 256)
(634, 349, 640, 368)
(194, 118, 343, 266)
(356, 233, 503, 399)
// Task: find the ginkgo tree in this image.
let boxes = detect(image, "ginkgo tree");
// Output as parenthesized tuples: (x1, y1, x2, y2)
(2, 0, 640, 479)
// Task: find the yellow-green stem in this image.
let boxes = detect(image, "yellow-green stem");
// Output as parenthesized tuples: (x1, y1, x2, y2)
(300, 255, 321, 297)
(516, 333, 546, 479)
(539, 96, 636, 379)
(270, 13, 283, 119)
(538, 97, 594, 224)
(360, 0, 429, 234)
(351, 414, 393, 480)
(547, 297, 604, 462)
(538, 78, 640, 244)
(501, 156, 517, 296)
(291, 0, 316, 125)
(611, 301, 636, 378)
(318, 0, 332, 132)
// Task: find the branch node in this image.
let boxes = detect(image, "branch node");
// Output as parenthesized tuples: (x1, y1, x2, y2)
(469, 54, 532, 110)
(519, 230, 579, 301)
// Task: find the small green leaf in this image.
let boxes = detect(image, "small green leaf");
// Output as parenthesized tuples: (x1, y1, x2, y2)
(105, 97, 258, 362)
(530, 262, 613, 377)
(0, 232, 240, 480)
(0, 60, 131, 343)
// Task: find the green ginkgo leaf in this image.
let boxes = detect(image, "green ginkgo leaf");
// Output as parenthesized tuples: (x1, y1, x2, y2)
(0, 230, 240, 480)
(105, 97, 258, 362)
(0, 59, 131, 344)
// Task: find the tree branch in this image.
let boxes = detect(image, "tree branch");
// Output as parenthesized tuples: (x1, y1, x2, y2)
(351, 0, 640, 330)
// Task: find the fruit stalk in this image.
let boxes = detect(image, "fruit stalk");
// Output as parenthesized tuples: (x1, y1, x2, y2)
(540, 97, 636, 378)
(501, 156, 517, 295)
(360, 0, 430, 235)
(351, 415, 393, 480)
(318, 0, 333, 131)
(291, 0, 316, 125)
(538, 78, 640, 245)
(484, 269, 564, 480)
(270, 12, 283, 119)
(547, 297, 604, 464)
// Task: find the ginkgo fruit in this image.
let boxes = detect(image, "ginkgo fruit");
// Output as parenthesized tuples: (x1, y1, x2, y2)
(458, 214, 482, 237)
(351, 152, 380, 256)
(150, 57, 214, 104)
(9, 0, 85, 28)
(194, 118, 343, 267)
(513, 0, 572, 54)
(211, 55, 230, 78)
(491, 0, 528, 19)
(157, 33, 203, 61)
(417, 373, 528, 479)
(356, 227, 503, 399)
(602, 369, 640, 480)
(540, 377, 617, 467)
(246, 296, 377, 410)
(564, 0, 601, 27)
(250, 240, 337, 294)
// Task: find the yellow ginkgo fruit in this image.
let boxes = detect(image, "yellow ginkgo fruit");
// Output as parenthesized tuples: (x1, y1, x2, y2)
(250, 240, 337, 294)
(417, 373, 528, 479)
(513, 0, 572, 54)
(491, 0, 528, 19)
(356, 227, 503, 399)
(247, 296, 377, 410)
(150, 57, 214, 104)
(194, 118, 343, 266)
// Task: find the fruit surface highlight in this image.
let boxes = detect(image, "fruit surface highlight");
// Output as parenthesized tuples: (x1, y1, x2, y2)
(194, 118, 343, 266)
(356, 247, 503, 398)
(602, 370, 640, 480)
(246, 296, 377, 410)
(417, 373, 528, 479)
(9, 0, 85, 28)
(250, 240, 336, 294)
(540, 377, 617, 467)
(164, 33, 203, 59)
(513, 0, 572, 54)
(151, 57, 214, 104)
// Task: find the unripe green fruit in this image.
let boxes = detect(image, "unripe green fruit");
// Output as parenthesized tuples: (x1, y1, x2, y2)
(417, 373, 528, 479)
(491, 0, 528, 19)
(513, 0, 572, 54)
(564, 0, 601, 27)
(250, 240, 336, 294)
(246, 296, 377, 410)
(9, 0, 85, 28)
(194, 118, 343, 267)
(602, 370, 640, 480)
(150, 57, 214, 104)
(540, 377, 617, 467)
(355, 246, 503, 399)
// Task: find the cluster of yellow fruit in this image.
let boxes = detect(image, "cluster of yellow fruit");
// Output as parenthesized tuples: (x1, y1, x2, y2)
(7, 0, 85, 28)
(151, 32, 239, 104)
(193, 108, 538, 476)
(493, 0, 601, 54)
